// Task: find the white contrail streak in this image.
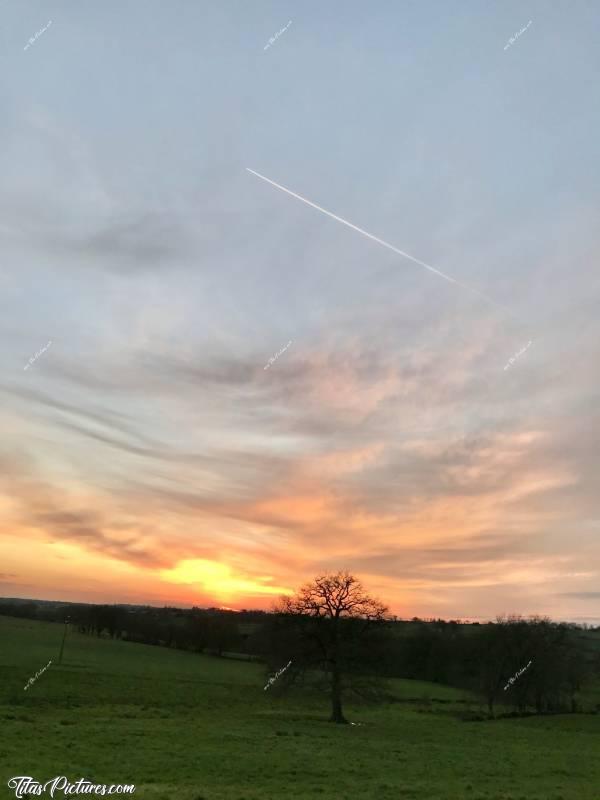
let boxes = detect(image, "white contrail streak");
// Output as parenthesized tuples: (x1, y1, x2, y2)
(246, 167, 516, 319)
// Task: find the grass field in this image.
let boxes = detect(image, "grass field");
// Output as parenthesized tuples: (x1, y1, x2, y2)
(1, 615, 599, 800)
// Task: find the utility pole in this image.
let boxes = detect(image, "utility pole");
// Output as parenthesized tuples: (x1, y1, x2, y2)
(58, 616, 70, 664)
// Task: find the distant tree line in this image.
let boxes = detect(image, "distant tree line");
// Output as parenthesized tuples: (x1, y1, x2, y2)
(1, 596, 598, 716)
(0, 598, 265, 657)
(377, 614, 599, 715)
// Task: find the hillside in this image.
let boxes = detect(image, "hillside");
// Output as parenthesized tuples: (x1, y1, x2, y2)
(2, 615, 600, 799)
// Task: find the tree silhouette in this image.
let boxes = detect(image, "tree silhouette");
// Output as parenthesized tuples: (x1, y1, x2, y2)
(276, 571, 389, 723)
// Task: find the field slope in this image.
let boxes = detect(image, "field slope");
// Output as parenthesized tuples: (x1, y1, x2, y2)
(1, 615, 599, 800)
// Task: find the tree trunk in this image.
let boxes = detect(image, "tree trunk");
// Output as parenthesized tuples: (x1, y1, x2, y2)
(330, 664, 347, 724)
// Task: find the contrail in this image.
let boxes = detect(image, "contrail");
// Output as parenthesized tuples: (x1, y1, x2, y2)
(246, 167, 518, 321)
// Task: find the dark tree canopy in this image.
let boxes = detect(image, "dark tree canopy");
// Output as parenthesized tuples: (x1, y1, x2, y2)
(275, 571, 390, 723)
(280, 571, 388, 621)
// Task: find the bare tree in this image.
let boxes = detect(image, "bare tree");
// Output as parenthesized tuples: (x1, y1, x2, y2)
(276, 571, 389, 724)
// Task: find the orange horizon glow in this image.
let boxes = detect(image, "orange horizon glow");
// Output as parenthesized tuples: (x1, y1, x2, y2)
(160, 559, 293, 602)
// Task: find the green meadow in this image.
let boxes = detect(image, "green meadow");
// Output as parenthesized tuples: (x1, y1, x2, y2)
(1, 615, 599, 800)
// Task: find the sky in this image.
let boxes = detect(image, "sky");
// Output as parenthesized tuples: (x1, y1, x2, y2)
(1, 0, 599, 622)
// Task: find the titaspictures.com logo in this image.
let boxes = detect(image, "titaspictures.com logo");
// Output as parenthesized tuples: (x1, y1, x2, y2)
(7, 777, 135, 797)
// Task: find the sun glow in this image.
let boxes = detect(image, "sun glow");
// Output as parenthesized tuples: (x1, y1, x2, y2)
(160, 559, 293, 600)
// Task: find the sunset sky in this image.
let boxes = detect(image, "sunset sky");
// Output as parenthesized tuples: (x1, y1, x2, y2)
(1, 1, 599, 622)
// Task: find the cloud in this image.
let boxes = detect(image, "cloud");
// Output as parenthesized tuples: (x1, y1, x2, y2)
(0, 453, 165, 569)
(28, 507, 163, 569)
(0, 207, 191, 275)
(1, 328, 591, 598)
(50, 213, 191, 273)
(0, 384, 156, 445)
